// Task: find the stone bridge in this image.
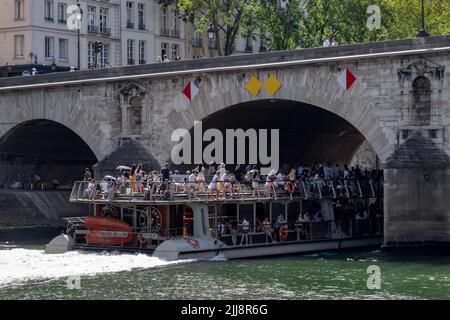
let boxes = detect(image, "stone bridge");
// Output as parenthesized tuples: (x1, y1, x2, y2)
(0, 35, 449, 247)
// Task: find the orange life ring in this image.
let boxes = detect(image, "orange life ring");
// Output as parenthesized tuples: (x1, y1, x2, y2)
(279, 225, 288, 241)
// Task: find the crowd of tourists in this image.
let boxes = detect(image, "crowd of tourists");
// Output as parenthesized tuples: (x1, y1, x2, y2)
(81, 161, 383, 202)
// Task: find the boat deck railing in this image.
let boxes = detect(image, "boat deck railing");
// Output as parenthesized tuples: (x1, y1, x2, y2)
(216, 218, 383, 246)
(70, 178, 383, 204)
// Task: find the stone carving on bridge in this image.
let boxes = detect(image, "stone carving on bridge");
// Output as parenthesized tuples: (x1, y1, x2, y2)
(397, 58, 445, 82)
(119, 82, 147, 136)
(397, 58, 445, 128)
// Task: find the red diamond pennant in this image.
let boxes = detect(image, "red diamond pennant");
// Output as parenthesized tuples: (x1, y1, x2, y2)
(182, 81, 199, 101)
(337, 68, 357, 90)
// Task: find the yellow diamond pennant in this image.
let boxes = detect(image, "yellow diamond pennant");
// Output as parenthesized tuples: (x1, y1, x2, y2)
(264, 74, 282, 96)
(245, 76, 262, 97)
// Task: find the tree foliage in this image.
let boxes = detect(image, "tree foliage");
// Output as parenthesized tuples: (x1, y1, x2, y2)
(177, 0, 450, 55)
(178, 0, 258, 56)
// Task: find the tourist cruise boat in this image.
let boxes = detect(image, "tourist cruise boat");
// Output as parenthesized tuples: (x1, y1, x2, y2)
(45, 176, 383, 260)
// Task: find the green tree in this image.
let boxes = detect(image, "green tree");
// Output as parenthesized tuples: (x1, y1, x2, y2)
(299, 0, 392, 48)
(380, 0, 450, 39)
(178, 0, 258, 56)
(254, 0, 306, 51)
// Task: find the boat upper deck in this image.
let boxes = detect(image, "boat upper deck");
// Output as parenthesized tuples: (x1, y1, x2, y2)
(69, 177, 382, 206)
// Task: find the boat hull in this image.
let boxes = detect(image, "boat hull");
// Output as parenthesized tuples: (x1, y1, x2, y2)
(176, 236, 382, 260)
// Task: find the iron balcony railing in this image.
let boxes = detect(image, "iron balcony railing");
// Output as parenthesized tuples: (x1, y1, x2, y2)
(88, 25, 99, 33)
(100, 27, 111, 36)
(127, 21, 134, 29)
(160, 28, 170, 36)
(161, 28, 180, 38)
(170, 29, 180, 38)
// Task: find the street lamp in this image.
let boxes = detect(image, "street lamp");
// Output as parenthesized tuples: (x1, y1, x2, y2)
(417, 0, 429, 37)
(207, 23, 215, 40)
(75, 0, 84, 70)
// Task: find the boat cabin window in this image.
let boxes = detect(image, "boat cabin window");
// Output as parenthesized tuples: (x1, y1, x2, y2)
(169, 205, 184, 236)
(302, 200, 322, 221)
(287, 201, 301, 224)
(255, 202, 270, 231)
(271, 202, 286, 225)
(218, 203, 237, 231)
(238, 204, 255, 232)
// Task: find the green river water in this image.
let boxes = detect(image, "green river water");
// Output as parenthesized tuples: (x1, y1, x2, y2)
(0, 242, 448, 300)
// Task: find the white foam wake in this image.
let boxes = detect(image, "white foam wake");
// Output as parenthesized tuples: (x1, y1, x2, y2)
(0, 248, 189, 288)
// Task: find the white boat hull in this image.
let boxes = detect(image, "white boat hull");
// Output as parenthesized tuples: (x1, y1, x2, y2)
(156, 236, 382, 261)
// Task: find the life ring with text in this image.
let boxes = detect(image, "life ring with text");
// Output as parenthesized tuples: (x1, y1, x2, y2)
(279, 225, 288, 241)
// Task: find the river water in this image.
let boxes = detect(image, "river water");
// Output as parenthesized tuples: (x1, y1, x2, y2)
(0, 241, 448, 300)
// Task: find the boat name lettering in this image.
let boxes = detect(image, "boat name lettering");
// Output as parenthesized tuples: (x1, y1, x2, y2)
(98, 231, 129, 238)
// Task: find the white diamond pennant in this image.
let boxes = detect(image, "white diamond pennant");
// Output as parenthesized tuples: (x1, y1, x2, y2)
(337, 69, 347, 90)
(190, 81, 199, 100)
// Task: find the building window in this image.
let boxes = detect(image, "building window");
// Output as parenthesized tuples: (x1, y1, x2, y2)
(160, 7, 168, 36)
(59, 39, 68, 60)
(57, 3, 67, 23)
(170, 9, 179, 37)
(45, 1, 54, 22)
(171, 43, 178, 61)
(100, 44, 110, 68)
(14, 35, 24, 57)
(161, 42, 168, 58)
(45, 36, 54, 58)
(127, 39, 135, 65)
(126, 2, 134, 28)
(15, 0, 24, 20)
(88, 41, 95, 67)
(138, 3, 145, 30)
(99, 8, 110, 35)
(139, 41, 146, 64)
(87, 6, 97, 33)
(192, 24, 202, 47)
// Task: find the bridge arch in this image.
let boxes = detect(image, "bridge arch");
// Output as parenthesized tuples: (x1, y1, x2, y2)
(0, 119, 98, 186)
(166, 69, 392, 164)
